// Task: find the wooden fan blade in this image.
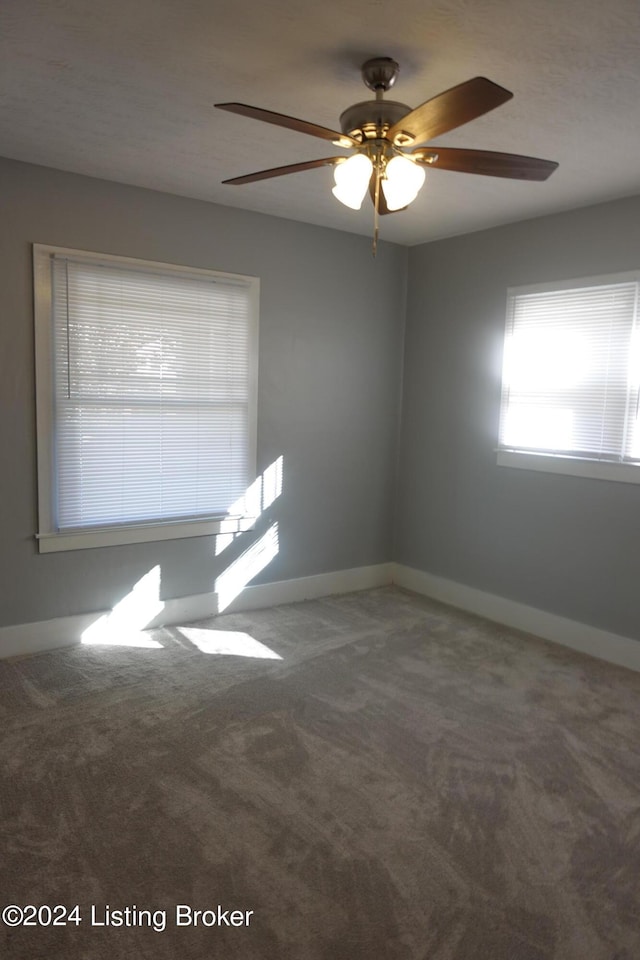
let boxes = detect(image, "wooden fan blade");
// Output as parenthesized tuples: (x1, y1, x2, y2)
(388, 77, 513, 147)
(215, 103, 358, 148)
(412, 146, 558, 180)
(222, 157, 343, 185)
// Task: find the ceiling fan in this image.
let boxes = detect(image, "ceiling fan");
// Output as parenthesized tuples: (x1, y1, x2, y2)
(215, 57, 558, 252)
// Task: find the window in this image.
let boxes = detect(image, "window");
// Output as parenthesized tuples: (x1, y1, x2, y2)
(34, 245, 259, 552)
(497, 272, 640, 484)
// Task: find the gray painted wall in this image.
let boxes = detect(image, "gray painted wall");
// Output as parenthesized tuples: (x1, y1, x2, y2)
(3, 153, 639, 641)
(0, 157, 407, 628)
(396, 196, 640, 640)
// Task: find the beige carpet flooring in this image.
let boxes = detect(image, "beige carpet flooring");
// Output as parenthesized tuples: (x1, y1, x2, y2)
(1, 586, 639, 959)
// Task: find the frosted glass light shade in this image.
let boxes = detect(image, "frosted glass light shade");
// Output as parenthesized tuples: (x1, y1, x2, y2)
(381, 155, 426, 210)
(332, 154, 373, 210)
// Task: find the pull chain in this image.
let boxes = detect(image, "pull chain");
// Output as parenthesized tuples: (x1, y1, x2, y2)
(372, 162, 380, 257)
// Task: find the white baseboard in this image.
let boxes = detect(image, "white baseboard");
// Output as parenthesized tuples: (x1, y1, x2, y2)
(0, 563, 394, 659)
(0, 612, 104, 660)
(6, 562, 636, 674)
(221, 563, 394, 614)
(392, 563, 640, 673)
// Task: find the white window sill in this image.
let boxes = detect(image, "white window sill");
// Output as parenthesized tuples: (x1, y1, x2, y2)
(497, 450, 640, 485)
(36, 514, 258, 553)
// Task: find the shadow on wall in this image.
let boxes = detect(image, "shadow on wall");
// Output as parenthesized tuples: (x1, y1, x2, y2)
(80, 456, 284, 655)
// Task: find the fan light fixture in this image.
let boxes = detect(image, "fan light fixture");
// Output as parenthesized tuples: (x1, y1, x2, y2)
(332, 154, 373, 210)
(382, 155, 426, 210)
(332, 152, 426, 213)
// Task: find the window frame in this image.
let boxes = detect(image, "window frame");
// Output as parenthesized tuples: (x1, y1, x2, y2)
(497, 270, 640, 485)
(33, 244, 260, 553)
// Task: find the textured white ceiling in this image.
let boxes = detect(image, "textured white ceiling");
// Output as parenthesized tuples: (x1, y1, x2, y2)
(2, 0, 640, 245)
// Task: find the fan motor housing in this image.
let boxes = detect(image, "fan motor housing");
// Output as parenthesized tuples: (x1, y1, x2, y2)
(339, 99, 412, 140)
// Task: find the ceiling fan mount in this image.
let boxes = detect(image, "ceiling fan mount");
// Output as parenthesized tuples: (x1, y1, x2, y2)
(360, 56, 400, 93)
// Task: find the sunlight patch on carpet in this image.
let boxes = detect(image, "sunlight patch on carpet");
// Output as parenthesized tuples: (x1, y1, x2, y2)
(177, 627, 282, 659)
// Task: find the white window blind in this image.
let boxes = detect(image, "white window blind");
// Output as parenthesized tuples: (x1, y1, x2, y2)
(498, 276, 640, 465)
(41, 250, 258, 539)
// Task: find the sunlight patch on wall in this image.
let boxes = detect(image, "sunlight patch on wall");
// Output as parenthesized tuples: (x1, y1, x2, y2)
(214, 531, 237, 556)
(81, 566, 164, 647)
(215, 523, 279, 613)
(177, 627, 281, 659)
(261, 455, 284, 511)
(216, 456, 283, 556)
